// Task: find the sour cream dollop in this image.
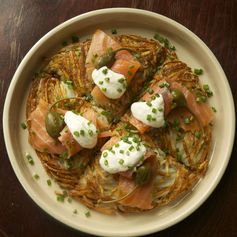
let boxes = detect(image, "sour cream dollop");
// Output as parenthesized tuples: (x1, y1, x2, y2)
(99, 136, 146, 174)
(92, 66, 127, 99)
(64, 111, 97, 149)
(131, 94, 165, 128)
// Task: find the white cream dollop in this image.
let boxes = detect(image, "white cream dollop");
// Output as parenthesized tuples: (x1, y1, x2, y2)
(131, 94, 165, 128)
(64, 111, 97, 149)
(99, 136, 146, 174)
(92, 66, 127, 99)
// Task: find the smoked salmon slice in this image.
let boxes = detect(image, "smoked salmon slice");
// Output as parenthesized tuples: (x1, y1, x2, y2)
(86, 29, 141, 106)
(118, 157, 157, 209)
(28, 100, 66, 154)
(169, 81, 214, 126)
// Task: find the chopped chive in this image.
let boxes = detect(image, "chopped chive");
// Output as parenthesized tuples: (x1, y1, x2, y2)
(158, 107, 163, 112)
(26, 153, 34, 165)
(151, 95, 156, 100)
(194, 68, 203, 75)
(73, 209, 78, 214)
(136, 146, 141, 151)
(101, 110, 111, 117)
(99, 81, 103, 85)
(21, 122, 27, 129)
(85, 210, 91, 217)
(159, 82, 170, 88)
(146, 101, 152, 107)
(111, 28, 117, 34)
(111, 150, 115, 154)
(126, 151, 130, 156)
(73, 131, 80, 137)
(71, 35, 79, 43)
(117, 88, 123, 93)
(33, 173, 39, 180)
(184, 117, 191, 124)
(102, 68, 108, 75)
(118, 78, 125, 83)
(47, 179, 52, 186)
(212, 106, 217, 112)
(152, 108, 157, 114)
(128, 65, 134, 69)
(104, 159, 109, 166)
(196, 95, 207, 103)
(67, 197, 72, 203)
(119, 159, 124, 165)
(154, 33, 165, 43)
(151, 117, 156, 121)
(127, 71, 132, 76)
(115, 143, 120, 148)
(147, 88, 154, 94)
(194, 131, 202, 139)
(132, 137, 139, 143)
(103, 152, 108, 158)
(139, 156, 144, 162)
(56, 194, 65, 202)
(88, 129, 94, 136)
(146, 114, 152, 121)
(129, 145, 134, 151)
(105, 77, 110, 82)
(119, 150, 124, 154)
(80, 130, 85, 136)
(102, 88, 107, 92)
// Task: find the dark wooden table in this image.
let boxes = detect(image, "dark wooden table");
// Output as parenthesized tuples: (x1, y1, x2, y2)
(0, 1, 236, 236)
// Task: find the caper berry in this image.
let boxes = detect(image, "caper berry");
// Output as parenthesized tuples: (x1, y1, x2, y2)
(135, 163, 151, 186)
(94, 51, 116, 69)
(171, 89, 186, 107)
(45, 111, 65, 138)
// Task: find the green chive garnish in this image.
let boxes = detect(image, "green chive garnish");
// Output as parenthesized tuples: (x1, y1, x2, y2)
(152, 108, 157, 113)
(111, 28, 117, 34)
(26, 153, 34, 165)
(119, 159, 124, 165)
(80, 130, 85, 136)
(194, 131, 202, 139)
(102, 68, 108, 75)
(85, 210, 91, 217)
(146, 114, 152, 121)
(88, 129, 93, 136)
(21, 122, 27, 129)
(33, 173, 39, 180)
(73, 209, 78, 214)
(212, 107, 217, 112)
(105, 77, 110, 82)
(47, 179, 52, 186)
(146, 101, 152, 107)
(73, 131, 80, 137)
(99, 81, 103, 85)
(103, 152, 108, 158)
(184, 117, 191, 124)
(104, 159, 108, 166)
(117, 88, 123, 93)
(194, 68, 203, 75)
(119, 150, 124, 154)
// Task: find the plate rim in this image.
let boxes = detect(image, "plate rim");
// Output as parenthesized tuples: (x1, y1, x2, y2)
(3, 8, 236, 237)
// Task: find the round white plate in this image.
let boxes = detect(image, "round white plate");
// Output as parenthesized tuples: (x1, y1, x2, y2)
(3, 8, 235, 237)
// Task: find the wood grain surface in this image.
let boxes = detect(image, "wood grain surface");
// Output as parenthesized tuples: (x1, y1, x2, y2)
(0, 0, 236, 236)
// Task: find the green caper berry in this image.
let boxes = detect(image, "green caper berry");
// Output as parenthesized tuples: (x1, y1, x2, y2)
(171, 89, 187, 107)
(135, 164, 151, 186)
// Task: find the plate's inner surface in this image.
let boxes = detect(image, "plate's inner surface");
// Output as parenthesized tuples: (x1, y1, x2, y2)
(6, 10, 232, 236)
